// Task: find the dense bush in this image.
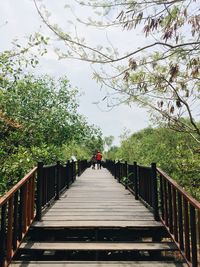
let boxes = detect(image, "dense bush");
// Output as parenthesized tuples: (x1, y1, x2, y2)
(0, 75, 103, 196)
(105, 127, 200, 200)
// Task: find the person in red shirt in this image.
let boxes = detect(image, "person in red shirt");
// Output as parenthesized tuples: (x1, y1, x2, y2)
(96, 150, 102, 169)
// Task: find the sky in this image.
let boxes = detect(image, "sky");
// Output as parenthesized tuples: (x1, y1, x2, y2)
(0, 0, 151, 146)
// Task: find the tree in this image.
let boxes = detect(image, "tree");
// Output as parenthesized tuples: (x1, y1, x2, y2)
(1, 76, 79, 146)
(33, 0, 200, 145)
(0, 74, 103, 194)
(0, 32, 48, 82)
(104, 145, 119, 160)
(0, 32, 49, 127)
(107, 126, 200, 200)
(104, 135, 114, 151)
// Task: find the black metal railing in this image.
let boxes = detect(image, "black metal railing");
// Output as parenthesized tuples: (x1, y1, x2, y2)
(36, 159, 88, 221)
(138, 165, 152, 206)
(105, 159, 200, 267)
(106, 160, 158, 219)
(0, 158, 88, 267)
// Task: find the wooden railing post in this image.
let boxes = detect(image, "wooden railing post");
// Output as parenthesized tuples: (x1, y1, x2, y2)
(7, 197, 14, 262)
(125, 161, 128, 189)
(134, 162, 138, 200)
(36, 161, 43, 221)
(77, 160, 81, 176)
(0, 203, 7, 267)
(22, 183, 28, 233)
(67, 160, 71, 184)
(13, 191, 19, 250)
(72, 160, 76, 182)
(114, 161, 117, 179)
(66, 161, 69, 189)
(190, 204, 198, 267)
(117, 161, 120, 182)
(71, 160, 74, 182)
(177, 192, 184, 250)
(151, 163, 159, 221)
(56, 161, 61, 200)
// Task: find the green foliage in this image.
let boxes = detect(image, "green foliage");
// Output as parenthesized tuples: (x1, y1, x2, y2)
(104, 135, 114, 151)
(0, 74, 103, 196)
(106, 126, 200, 201)
(1, 76, 79, 145)
(121, 172, 134, 188)
(61, 143, 90, 160)
(104, 145, 118, 159)
(0, 33, 48, 82)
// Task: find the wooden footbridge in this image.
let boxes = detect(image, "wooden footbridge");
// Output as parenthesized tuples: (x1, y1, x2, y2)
(0, 160, 199, 267)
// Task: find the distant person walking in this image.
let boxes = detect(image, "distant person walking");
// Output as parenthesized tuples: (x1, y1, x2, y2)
(96, 150, 102, 169)
(91, 154, 96, 169)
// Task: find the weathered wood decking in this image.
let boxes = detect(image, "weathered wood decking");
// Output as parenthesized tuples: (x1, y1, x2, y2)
(11, 168, 187, 266)
(10, 261, 187, 267)
(33, 168, 161, 228)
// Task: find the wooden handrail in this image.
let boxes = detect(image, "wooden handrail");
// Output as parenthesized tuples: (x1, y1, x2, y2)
(105, 160, 200, 267)
(157, 167, 200, 210)
(0, 167, 37, 206)
(35, 159, 88, 220)
(0, 159, 88, 267)
(157, 167, 200, 267)
(0, 167, 37, 267)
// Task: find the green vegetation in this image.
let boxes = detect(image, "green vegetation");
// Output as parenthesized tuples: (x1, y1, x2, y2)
(105, 126, 200, 201)
(0, 49, 103, 196)
(1, 1, 199, 202)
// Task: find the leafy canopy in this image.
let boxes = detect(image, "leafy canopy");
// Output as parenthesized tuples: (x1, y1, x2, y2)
(0, 73, 102, 195)
(105, 125, 200, 200)
(33, 0, 200, 145)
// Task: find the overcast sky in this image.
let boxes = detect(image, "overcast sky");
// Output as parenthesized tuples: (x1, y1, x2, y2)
(0, 0, 151, 145)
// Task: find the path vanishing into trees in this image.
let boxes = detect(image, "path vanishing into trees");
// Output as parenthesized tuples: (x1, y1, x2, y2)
(0, 160, 199, 267)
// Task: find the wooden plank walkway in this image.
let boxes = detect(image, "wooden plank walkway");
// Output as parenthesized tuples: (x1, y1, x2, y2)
(12, 168, 186, 266)
(19, 241, 177, 250)
(10, 261, 188, 267)
(33, 168, 162, 228)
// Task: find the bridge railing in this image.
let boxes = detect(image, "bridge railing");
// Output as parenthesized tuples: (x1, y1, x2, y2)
(0, 159, 88, 267)
(106, 160, 159, 220)
(36, 159, 88, 221)
(105, 160, 200, 267)
(158, 168, 200, 267)
(0, 167, 37, 267)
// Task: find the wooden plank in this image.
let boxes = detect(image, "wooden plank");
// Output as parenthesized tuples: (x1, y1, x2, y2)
(62, 194, 133, 196)
(33, 168, 162, 228)
(45, 207, 150, 214)
(51, 203, 146, 207)
(59, 199, 135, 202)
(43, 211, 152, 215)
(20, 241, 177, 251)
(54, 199, 144, 203)
(61, 193, 135, 195)
(32, 220, 162, 228)
(44, 207, 150, 214)
(54, 201, 141, 203)
(58, 199, 137, 201)
(42, 215, 154, 221)
(10, 261, 188, 267)
(62, 195, 132, 197)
